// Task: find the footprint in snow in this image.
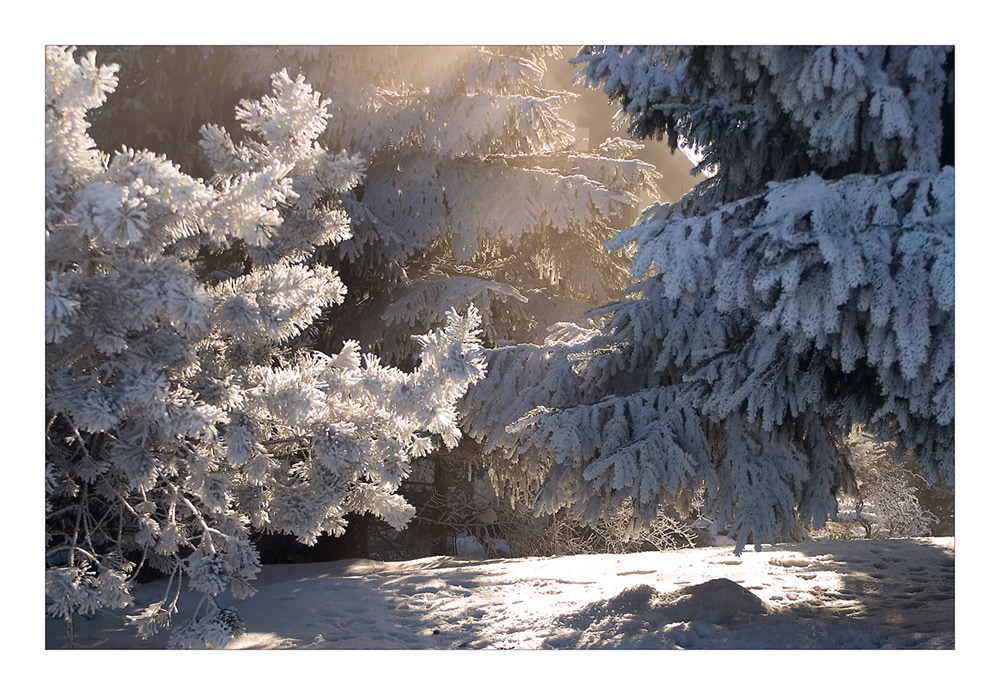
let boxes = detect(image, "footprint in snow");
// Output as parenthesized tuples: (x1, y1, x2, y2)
(768, 556, 813, 568)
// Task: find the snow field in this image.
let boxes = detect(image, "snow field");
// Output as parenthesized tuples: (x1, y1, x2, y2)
(47, 537, 954, 650)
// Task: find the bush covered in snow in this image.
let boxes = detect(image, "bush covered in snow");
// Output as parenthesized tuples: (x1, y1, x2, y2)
(822, 428, 943, 539)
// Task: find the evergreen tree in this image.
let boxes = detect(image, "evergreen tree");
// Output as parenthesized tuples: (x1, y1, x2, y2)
(45, 46, 486, 647)
(462, 46, 954, 552)
(85, 46, 658, 355)
(82, 46, 661, 557)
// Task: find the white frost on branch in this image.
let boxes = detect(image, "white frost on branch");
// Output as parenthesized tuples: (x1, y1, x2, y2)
(465, 46, 953, 554)
(45, 47, 486, 648)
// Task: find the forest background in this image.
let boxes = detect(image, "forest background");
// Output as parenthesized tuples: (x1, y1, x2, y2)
(11, 0, 997, 691)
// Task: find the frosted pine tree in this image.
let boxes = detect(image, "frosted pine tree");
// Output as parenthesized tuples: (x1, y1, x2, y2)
(85, 46, 658, 356)
(82, 46, 660, 556)
(462, 46, 954, 552)
(45, 46, 485, 647)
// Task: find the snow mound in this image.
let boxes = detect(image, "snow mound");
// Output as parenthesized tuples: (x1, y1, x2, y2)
(549, 577, 769, 648)
(561, 577, 766, 631)
(658, 577, 768, 624)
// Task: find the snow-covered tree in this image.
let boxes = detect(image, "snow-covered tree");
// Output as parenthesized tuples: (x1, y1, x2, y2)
(831, 428, 940, 539)
(45, 46, 486, 647)
(462, 46, 954, 552)
(81, 46, 662, 557)
(85, 46, 659, 356)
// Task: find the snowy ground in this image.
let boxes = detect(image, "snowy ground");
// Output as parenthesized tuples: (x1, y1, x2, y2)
(46, 537, 954, 650)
